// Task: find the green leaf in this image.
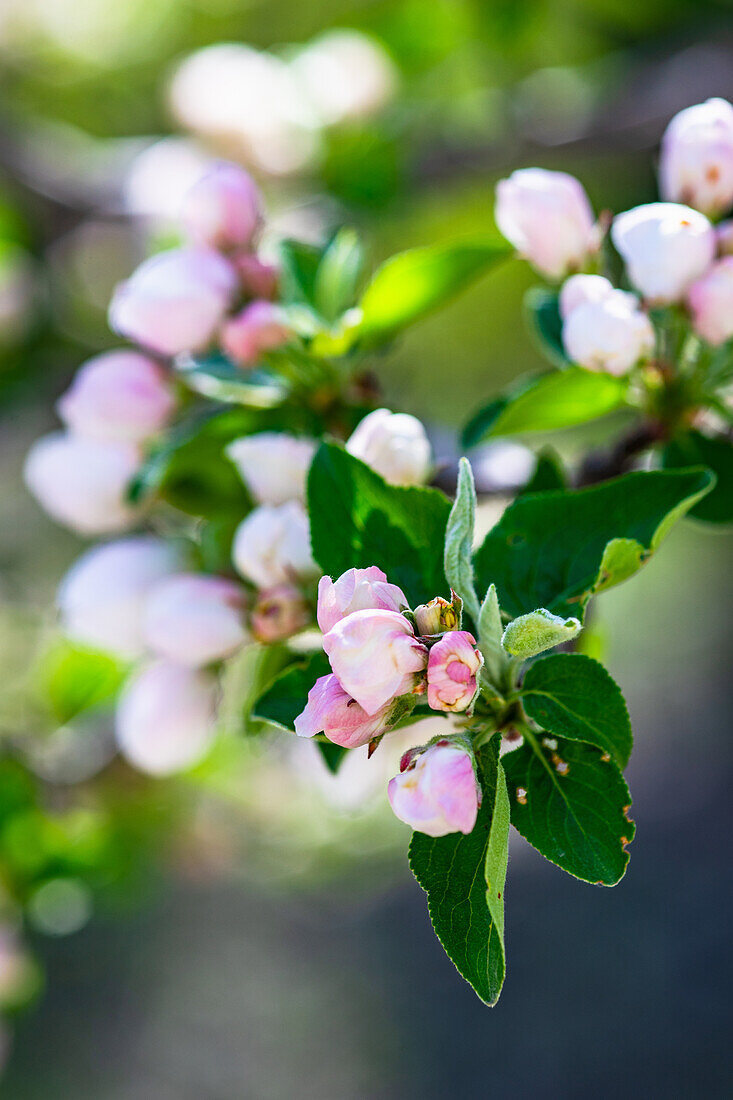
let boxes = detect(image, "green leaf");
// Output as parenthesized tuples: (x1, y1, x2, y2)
(355, 239, 510, 346)
(316, 741, 348, 774)
(408, 735, 510, 1006)
(313, 228, 364, 323)
(278, 239, 324, 307)
(477, 583, 507, 691)
(481, 368, 628, 439)
(38, 639, 128, 724)
(308, 442, 450, 607)
(501, 609, 581, 659)
(219, 643, 296, 735)
(502, 732, 634, 885)
(176, 353, 290, 407)
(521, 653, 632, 767)
(662, 431, 733, 525)
(252, 650, 330, 733)
(473, 468, 714, 620)
(524, 287, 568, 367)
(519, 449, 567, 495)
(444, 457, 479, 623)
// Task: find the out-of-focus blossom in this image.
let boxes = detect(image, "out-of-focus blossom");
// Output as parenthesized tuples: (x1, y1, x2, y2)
(559, 273, 636, 319)
(472, 441, 536, 493)
(346, 408, 432, 486)
(316, 566, 407, 634)
(495, 168, 597, 279)
(716, 219, 733, 256)
(563, 295, 655, 374)
(143, 573, 248, 667)
(122, 137, 215, 228)
(234, 253, 279, 299)
(660, 98, 733, 218)
(232, 501, 317, 588)
(226, 432, 315, 505)
(116, 660, 218, 776)
(388, 739, 480, 836)
(181, 162, 263, 251)
(0, 244, 36, 347)
(57, 350, 175, 443)
(323, 608, 427, 715)
(294, 672, 393, 748)
(611, 203, 715, 304)
(24, 432, 139, 535)
(109, 247, 238, 357)
(220, 300, 290, 365)
(426, 631, 482, 712)
(687, 256, 733, 345)
(291, 30, 397, 126)
(251, 585, 310, 642)
(57, 536, 182, 658)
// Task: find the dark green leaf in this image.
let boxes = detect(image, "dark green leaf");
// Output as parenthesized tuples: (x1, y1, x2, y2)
(316, 741, 347, 774)
(662, 431, 733, 525)
(521, 653, 632, 767)
(278, 239, 325, 307)
(474, 468, 714, 620)
(308, 442, 451, 606)
(524, 287, 568, 367)
(314, 228, 364, 323)
(503, 732, 634, 885)
(252, 651, 330, 733)
(519, 450, 566, 495)
(408, 735, 510, 1005)
(220, 643, 296, 735)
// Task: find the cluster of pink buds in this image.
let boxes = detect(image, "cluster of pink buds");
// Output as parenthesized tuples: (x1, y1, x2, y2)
(295, 567, 484, 836)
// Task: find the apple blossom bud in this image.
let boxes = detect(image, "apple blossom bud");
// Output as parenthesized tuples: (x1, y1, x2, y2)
(226, 432, 316, 505)
(181, 162, 263, 250)
(57, 536, 182, 658)
(611, 203, 715, 304)
(142, 573, 248, 667)
(323, 608, 427, 716)
(559, 274, 635, 319)
(251, 584, 310, 642)
(426, 630, 482, 712)
(388, 738, 480, 836)
(24, 432, 140, 536)
(234, 253, 279, 300)
(659, 98, 733, 218)
(345, 408, 432, 486)
(413, 596, 459, 636)
(294, 672, 392, 748)
(116, 660, 218, 775)
(501, 608, 581, 659)
(108, 247, 238, 357)
(316, 566, 407, 634)
(687, 256, 733, 345)
(232, 501, 317, 589)
(562, 295, 655, 375)
(495, 168, 597, 279)
(220, 300, 290, 365)
(57, 350, 175, 443)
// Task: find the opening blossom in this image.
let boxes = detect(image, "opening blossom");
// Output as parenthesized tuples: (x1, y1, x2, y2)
(659, 98, 733, 218)
(57, 350, 175, 444)
(426, 630, 482, 712)
(345, 408, 432, 486)
(611, 203, 715, 304)
(316, 566, 407, 633)
(294, 673, 393, 748)
(388, 739, 481, 837)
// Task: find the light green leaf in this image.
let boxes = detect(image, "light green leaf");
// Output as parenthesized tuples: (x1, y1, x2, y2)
(38, 639, 128, 724)
(520, 653, 632, 767)
(314, 228, 364, 323)
(501, 609, 581, 659)
(408, 735, 509, 1005)
(477, 583, 507, 692)
(444, 457, 479, 623)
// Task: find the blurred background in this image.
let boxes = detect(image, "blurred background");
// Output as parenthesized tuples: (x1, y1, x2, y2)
(0, 0, 732, 1095)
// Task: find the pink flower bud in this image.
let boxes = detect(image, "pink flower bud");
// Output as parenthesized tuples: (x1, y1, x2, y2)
(323, 609, 427, 716)
(316, 567, 408, 634)
(388, 739, 480, 836)
(226, 432, 316, 505)
(24, 432, 140, 536)
(57, 536, 182, 658)
(116, 660, 218, 775)
(562, 295, 655, 375)
(181, 162, 263, 251)
(232, 501, 317, 589)
(251, 584, 310, 642)
(142, 573, 248, 667)
(221, 300, 290, 365)
(687, 256, 733, 345)
(234, 253, 279, 299)
(294, 673, 392, 748)
(659, 98, 733, 218)
(345, 408, 432, 486)
(108, 247, 238, 357)
(426, 630, 482, 712)
(57, 351, 175, 444)
(611, 203, 715, 304)
(495, 168, 597, 279)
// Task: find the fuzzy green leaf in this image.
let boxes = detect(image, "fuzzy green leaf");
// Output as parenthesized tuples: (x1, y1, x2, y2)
(444, 457, 480, 622)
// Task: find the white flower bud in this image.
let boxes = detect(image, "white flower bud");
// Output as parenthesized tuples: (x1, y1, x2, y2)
(226, 433, 316, 505)
(232, 501, 318, 588)
(659, 98, 733, 218)
(142, 573, 248, 667)
(611, 202, 715, 304)
(562, 295, 655, 375)
(559, 274, 637, 319)
(345, 408, 431, 486)
(24, 432, 140, 536)
(116, 660, 218, 776)
(57, 351, 175, 444)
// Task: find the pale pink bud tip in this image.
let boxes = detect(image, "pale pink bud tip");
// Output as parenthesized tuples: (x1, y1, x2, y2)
(251, 585, 310, 643)
(182, 162, 263, 251)
(687, 256, 733, 346)
(295, 673, 392, 748)
(221, 300, 290, 366)
(388, 741, 480, 836)
(235, 254, 279, 300)
(316, 566, 408, 634)
(57, 351, 175, 444)
(426, 630, 482, 712)
(143, 573, 248, 667)
(232, 501, 318, 589)
(345, 408, 431, 486)
(660, 98, 733, 218)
